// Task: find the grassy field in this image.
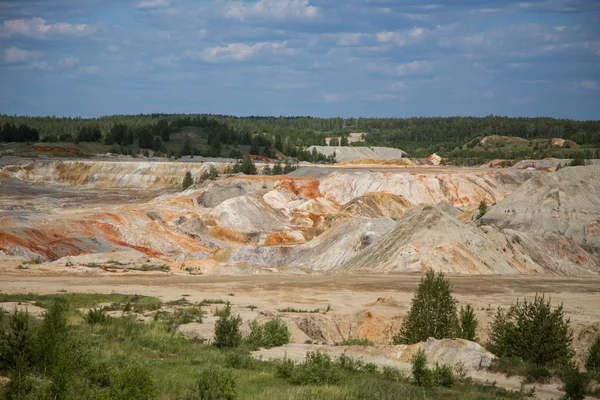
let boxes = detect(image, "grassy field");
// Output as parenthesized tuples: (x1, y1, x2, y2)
(0, 293, 530, 400)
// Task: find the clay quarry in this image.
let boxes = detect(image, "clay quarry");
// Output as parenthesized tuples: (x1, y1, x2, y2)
(1, 152, 600, 398)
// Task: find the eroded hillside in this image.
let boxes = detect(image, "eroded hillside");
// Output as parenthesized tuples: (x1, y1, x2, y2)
(1, 160, 598, 275)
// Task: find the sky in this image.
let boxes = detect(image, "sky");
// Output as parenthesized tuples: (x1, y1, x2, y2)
(0, 0, 599, 119)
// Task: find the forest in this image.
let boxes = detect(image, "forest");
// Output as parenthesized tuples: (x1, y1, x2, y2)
(1, 114, 599, 162)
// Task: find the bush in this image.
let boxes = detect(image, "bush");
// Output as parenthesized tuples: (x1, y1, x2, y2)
(337, 338, 375, 346)
(562, 368, 587, 400)
(526, 364, 552, 384)
(182, 171, 194, 191)
(382, 366, 405, 382)
(213, 303, 242, 349)
(246, 317, 291, 349)
(487, 294, 574, 367)
(411, 348, 432, 387)
(477, 200, 488, 219)
(586, 335, 600, 373)
(458, 304, 478, 342)
(199, 166, 219, 184)
(0, 310, 35, 373)
(280, 351, 344, 385)
(195, 366, 237, 400)
(109, 359, 157, 400)
(393, 271, 458, 344)
(84, 308, 110, 326)
(432, 364, 455, 387)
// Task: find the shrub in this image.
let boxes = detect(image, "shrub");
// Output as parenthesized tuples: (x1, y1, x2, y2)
(562, 368, 587, 400)
(109, 359, 157, 400)
(0, 310, 34, 373)
(182, 171, 194, 191)
(411, 348, 432, 387)
(280, 351, 344, 385)
(382, 366, 405, 382)
(526, 364, 552, 384)
(195, 366, 237, 400)
(84, 308, 110, 326)
(246, 317, 290, 349)
(477, 200, 488, 218)
(337, 338, 375, 346)
(213, 303, 242, 349)
(458, 304, 478, 342)
(432, 364, 456, 387)
(487, 294, 574, 367)
(586, 335, 600, 373)
(199, 166, 219, 184)
(393, 271, 458, 344)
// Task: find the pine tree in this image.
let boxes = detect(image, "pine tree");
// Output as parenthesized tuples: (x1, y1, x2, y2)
(213, 303, 242, 349)
(458, 304, 478, 341)
(392, 271, 458, 344)
(182, 171, 194, 191)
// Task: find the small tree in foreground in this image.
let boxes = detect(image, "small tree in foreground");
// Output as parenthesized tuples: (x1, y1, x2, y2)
(213, 303, 242, 349)
(488, 294, 574, 367)
(195, 366, 236, 400)
(586, 335, 600, 373)
(392, 271, 458, 344)
(477, 200, 488, 219)
(182, 171, 194, 191)
(458, 304, 478, 342)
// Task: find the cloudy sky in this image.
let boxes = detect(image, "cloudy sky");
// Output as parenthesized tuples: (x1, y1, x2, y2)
(1, 0, 599, 119)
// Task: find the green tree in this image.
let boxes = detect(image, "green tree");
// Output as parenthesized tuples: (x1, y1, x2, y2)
(233, 154, 257, 175)
(585, 335, 600, 373)
(0, 310, 34, 373)
(195, 366, 236, 400)
(182, 171, 194, 191)
(393, 271, 458, 344)
(341, 136, 349, 146)
(182, 137, 193, 156)
(262, 164, 272, 175)
(488, 295, 574, 367)
(214, 303, 242, 349)
(458, 304, 478, 342)
(477, 200, 488, 219)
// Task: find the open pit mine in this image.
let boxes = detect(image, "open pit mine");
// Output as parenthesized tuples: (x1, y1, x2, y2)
(1, 158, 599, 275)
(2, 155, 600, 399)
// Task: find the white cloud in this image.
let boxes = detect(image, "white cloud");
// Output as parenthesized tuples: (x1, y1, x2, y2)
(136, 0, 170, 9)
(321, 92, 347, 102)
(4, 47, 41, 63)
(186, 42, 291, 62)
(58, 56, 78, 68)
(0, 17, 96, 39)
(396, 60, 433, 76)
(223, 0, 318, 21)
(376, 27, 427, 46)
(580, 80, 600, 90)
(80, 65, 100, 74)
(390, 81, 406, 90)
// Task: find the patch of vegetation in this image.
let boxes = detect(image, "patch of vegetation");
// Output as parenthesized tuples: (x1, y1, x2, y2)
(0, 292, 161, 311)
(487, 294, 573, 367)
(131, 264, 170, 272)
(586, 335, 600, 374)
(277, 307, 322, 313)
(245, 318, 291, 349)
(457, 304, 479, 342)
(336, 338, 375, 346)
(393, 271, 470, 344)
(213, 303, 242, 349)
(0, 293, 542, 400)
(182, 171, 194, 191)
(201, 298, 226, 305)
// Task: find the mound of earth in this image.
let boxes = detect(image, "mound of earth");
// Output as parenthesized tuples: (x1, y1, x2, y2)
(320, 170, 537, 210)
(291, 217, 396, 270)
(341, 192, 411, 220)
(341, 205, 542, 274)
(481, 166, 600, 255)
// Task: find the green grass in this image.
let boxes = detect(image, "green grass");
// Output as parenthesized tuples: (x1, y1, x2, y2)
(201, 298, 227, 305)
(0, 294, 533, 400)
(0, 292, 161, 311)
(277, 307, 323, 314)
(336, 338, 375, 346)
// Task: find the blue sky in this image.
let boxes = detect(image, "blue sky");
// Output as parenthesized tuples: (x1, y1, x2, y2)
(0, 0, 599, 119)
